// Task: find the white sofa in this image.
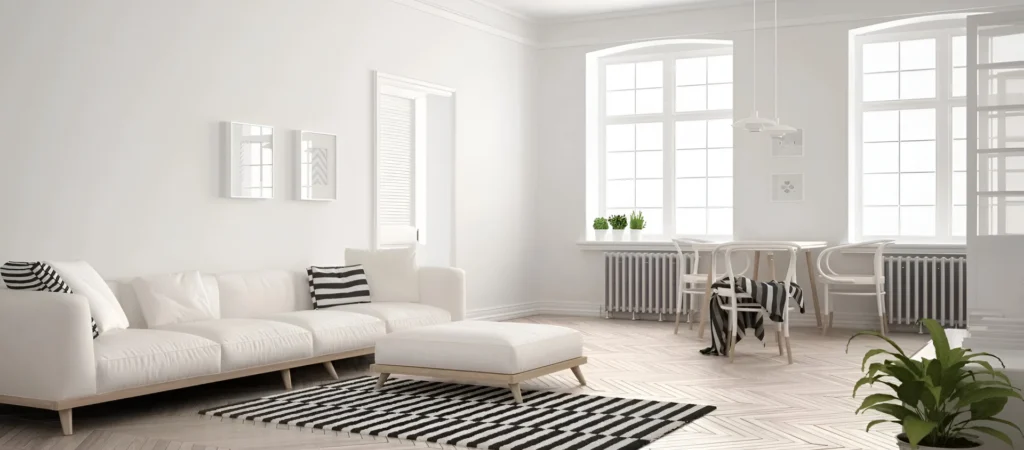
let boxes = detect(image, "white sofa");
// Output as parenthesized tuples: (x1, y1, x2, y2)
(0, 266, 465, 435)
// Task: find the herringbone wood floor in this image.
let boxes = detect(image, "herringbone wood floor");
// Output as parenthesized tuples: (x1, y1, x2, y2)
(0, 316, 929, 450)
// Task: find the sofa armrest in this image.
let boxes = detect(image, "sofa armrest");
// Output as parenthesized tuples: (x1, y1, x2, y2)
(418, 267, 466, 321)
(0, 290, 96, 403)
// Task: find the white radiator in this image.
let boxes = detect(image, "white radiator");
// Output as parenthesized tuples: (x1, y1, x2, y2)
(604, 252, 692, 320)
(884, 255, 967, 328)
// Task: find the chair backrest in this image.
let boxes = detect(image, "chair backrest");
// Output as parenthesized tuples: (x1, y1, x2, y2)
(714, 241, 800, 288)
(816, 240, 894, 284)
(671, 238, 712, 275)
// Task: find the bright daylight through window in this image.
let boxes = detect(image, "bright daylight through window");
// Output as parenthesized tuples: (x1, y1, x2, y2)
(852, 24, 966, 243)
(598, 44, 734, 238)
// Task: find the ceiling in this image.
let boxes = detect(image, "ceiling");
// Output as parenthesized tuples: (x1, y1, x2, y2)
(481, 0, 744, 20)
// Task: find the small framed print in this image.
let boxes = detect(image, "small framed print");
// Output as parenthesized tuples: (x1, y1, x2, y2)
(771, 173, 804, 202)
(772, 129, 804, 157)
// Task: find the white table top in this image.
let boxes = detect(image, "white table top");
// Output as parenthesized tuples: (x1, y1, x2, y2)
(687, 241, 828, 251)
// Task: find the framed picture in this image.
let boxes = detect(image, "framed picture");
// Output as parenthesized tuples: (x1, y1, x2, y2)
(297, 131, 338, 201)
(226, 122, 274, 199)
(772, 129, 804, 157)
(771, 173, 804, 202)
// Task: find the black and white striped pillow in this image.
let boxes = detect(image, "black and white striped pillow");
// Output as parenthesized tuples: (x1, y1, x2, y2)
(307, 265, 371, 309)
(1, 261, 99, 338)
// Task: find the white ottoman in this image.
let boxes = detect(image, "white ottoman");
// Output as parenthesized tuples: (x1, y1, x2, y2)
(371, 321, 587, 403)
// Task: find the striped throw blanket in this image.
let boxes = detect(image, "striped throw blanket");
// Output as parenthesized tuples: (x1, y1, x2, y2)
(707, 277, 803, 356)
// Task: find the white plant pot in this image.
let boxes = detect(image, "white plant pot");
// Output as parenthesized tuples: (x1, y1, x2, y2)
(594, 229, 609, 241)
(628, 228, 644, 241)
(896, 434, 980, 450)
(611, 229, 626, 241)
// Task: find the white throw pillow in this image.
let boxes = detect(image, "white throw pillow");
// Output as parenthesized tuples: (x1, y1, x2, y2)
(47, 261, 130, 334)
(344, 248, 419, 303)
(131, 271, 216, 328)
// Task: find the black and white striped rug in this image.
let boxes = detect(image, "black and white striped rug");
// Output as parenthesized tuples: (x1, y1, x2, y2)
(200, 376, 715, 449)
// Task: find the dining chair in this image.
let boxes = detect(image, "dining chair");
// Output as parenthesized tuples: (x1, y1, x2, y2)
(714, 242, 801, 364)
(815, 240, 894, 336)
(671, 239, 751, 335)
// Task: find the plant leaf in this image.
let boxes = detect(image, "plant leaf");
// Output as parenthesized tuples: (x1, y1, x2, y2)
(982, 417, 1024, 438)
(897, 381, 925, 410)
(865, 419, 892, 432)
(970, 397, 1009, 421)
(957, 387, 1024, 409)
(847, 331, 907, 357)
(903, 416, 938, 447)
(966, 352, 1007, 369)
(856, 394, 898, 414)
(865, 403, 918, 421)
(861, 349, 891, 371)
(966, 425, 1013, 447)
(853, 375, 884, 398)
(919, 319, 950, 364)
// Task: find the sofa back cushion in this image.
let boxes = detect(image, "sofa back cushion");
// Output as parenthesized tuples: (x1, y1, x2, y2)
(108, 274, 219, 329)
(215, 270, 310, 319)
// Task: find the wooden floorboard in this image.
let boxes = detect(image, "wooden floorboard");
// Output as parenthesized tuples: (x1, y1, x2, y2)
(0, 315, 929, 450)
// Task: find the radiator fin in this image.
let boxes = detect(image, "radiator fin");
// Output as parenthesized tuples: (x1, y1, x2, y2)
(884, 255, 967, 328)
(604, 252, 692, 318)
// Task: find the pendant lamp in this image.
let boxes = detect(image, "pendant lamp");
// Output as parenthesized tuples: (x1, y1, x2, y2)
(764, 0, 797, 137)
(733, 0, 777, 132)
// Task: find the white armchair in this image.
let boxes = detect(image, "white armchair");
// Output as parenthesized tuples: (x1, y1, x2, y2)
(815, 240, 894, 336)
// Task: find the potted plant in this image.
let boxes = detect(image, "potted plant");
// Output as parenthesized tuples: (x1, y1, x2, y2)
(628, 211, 646, 241)
(608, 214, 628, 241)
(593, 217, 610, 241)
(848, 318, 1023, 449)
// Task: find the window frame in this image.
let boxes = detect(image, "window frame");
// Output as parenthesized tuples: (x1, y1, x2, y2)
(597, 46, 734, 240)
(851, 26, 967, 244)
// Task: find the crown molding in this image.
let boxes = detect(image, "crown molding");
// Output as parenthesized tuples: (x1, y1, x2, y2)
(540, 0, 755, 25)
(464, 0, 537, 23)
(390, 0, 538, 47)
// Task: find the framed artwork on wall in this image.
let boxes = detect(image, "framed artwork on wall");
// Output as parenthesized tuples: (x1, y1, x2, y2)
(225, 122, 274, 199)
(771, 129, 804, 157)
(771, 173, 804, 202)
(297, 131, 338, 201)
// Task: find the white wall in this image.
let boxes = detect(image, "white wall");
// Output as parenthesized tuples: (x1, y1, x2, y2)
(0, 0, 536, 315)
(530, 0, 1017, 326)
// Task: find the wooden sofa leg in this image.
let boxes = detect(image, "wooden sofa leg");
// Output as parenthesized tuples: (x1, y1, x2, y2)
(323, 361, 339, 380)
(571, 366, 587, 386)
(58, 409, 72, 436)
(376, 373, 390, 390)
(281, 369, 293, 390)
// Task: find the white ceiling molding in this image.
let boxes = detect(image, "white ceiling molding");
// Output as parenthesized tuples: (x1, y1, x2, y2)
(465, 0, 537, 23)
(390, 0, 539, 46)
(541, 0, 755, 25)
(537, 0, 1020, 50)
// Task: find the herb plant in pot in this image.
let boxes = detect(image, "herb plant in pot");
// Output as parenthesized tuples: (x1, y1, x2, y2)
(593, 217, 610, 241)
(608, 214, 628, 241)
(848, 318, 1023, 449)
(629, 211, 646, 241)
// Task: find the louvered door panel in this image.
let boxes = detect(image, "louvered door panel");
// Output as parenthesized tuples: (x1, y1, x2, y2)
(377, 94, 418, 247)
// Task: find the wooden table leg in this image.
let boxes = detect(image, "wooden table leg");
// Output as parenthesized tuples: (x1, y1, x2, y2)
(804, 250, 823, 329)
(697, 269, 714, 340)
(752, 251, 761, 280)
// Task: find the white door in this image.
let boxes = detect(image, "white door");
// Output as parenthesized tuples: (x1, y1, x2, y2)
(967, 11, 1024, 317)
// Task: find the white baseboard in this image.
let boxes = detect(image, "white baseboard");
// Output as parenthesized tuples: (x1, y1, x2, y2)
(467, 301, 602, 321)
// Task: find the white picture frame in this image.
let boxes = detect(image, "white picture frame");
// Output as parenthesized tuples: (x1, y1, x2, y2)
(771, 129, 804, 157)
(297, 131, 338, 202)
(225, 121, 274, 199)
(771, 173, 804, 202)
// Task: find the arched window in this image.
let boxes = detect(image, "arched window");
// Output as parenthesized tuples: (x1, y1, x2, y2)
(849, 14, 974, 243)
(586, 40, 734, 238)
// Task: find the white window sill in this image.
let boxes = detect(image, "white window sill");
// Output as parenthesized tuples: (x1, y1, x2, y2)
(840, 243, 966, 255)
(578, 239, 966, 255)
(577, 239, 679, 252)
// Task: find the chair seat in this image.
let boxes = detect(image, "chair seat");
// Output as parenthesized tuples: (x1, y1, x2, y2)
(820, 275, 882, 285)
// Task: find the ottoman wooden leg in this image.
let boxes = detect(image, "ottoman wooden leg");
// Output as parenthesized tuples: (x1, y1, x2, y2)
(509, 383, 523, 404)
(376, 373, 390, 390)
(571, 366, 586, 386)
(280, 369, 292, 390)
(323, 361, 339, 380)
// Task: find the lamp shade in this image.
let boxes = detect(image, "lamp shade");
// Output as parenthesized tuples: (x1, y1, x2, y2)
(733, 111, 777, 133)
(764, 120, 798, 138)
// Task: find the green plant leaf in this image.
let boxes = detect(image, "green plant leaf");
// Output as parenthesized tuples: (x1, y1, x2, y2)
(970, 397, 1008, 420)
(856, 394, 898, 414)
(957, 387, 1024, 409)
(898, 381, 925, 410)
(853, 375, 883, 398)
(847, 331, 908, 357)
(966, 352, 1007, 369)
(982, 417, 1024, 438)
(903, 416, 938, 447)
(966, 426, 1013, 447)
(865, 419, 892, 432)
(861, 349, 891, 371)
(919, 319, 950, 364)
(864, 403, 918, 421)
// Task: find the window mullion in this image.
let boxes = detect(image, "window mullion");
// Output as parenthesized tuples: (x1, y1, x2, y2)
(664, 56, 676, 236)
(935, 32, 953, 241)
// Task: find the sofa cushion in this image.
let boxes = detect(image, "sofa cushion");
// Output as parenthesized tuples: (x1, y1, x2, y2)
(131, 271, 217, 327)
(329, 302, 449, 332)
(264, 310, 384, 356)
(159, 319, 312, 371)
(94, 329, 220, 393)
(48, 261, 130, 335)
(215, 270, 309, 319)
(108, 274, 219, 329)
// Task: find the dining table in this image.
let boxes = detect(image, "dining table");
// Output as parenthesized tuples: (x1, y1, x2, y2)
(687, 241, 828, 340)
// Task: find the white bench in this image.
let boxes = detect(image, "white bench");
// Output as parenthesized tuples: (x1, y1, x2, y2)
(371, 321, 587, 403)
